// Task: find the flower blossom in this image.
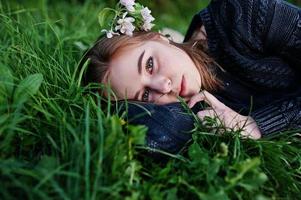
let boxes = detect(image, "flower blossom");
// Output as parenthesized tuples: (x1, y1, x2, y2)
(101, 29, 120, 38)
(115, 12, 135, 36)
(142, 21, 154, 31)
(120, 0, 135, 12)
(141, 7, 155, 23)
(140, 7, 155, 31)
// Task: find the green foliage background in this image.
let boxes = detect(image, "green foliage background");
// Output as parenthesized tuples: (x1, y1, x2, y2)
(0, 0, 301, 199)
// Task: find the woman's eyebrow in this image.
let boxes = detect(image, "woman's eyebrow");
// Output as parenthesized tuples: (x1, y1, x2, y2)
(137, 50, 145, 74)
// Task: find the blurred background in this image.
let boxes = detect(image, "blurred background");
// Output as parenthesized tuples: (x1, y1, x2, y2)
(1, 0, 211, 35)
(3, 0, 300, 41)
(3, 0, 301, 44)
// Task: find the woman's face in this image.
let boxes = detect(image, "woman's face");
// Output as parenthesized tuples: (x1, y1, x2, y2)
(104, 38, 202, 104)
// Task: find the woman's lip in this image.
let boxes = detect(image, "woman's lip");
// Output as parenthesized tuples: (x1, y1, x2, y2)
(179, 75, 186, 97)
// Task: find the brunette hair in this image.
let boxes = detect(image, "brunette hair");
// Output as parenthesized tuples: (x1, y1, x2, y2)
(79, 31, 222, 96)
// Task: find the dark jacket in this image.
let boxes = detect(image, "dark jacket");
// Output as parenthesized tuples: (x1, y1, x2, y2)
(184, 0, 301, 136)
(125, 0, 301, 157)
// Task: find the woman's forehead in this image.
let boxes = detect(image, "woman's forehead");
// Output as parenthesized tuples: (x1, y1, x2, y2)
(106, 47, 143, 100)
(112, 45, 142, 63)
(111, 39, 164, 60)
(112, 41, 146, 60)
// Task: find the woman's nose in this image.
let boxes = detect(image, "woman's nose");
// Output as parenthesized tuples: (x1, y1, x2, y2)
(148, 76, 172, 94)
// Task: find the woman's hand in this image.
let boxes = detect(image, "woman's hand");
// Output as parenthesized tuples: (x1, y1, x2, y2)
(188, 90, 262, 139)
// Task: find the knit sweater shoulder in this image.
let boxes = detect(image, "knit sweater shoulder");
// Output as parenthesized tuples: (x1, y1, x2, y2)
(184, 0, 301, 136)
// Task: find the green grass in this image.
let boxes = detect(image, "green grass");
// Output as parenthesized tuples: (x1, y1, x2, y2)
(1, 0, 301, 199)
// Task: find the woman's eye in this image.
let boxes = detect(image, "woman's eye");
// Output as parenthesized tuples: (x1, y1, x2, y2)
(146, 56, 154, 74)
(142, 88, 150, 102)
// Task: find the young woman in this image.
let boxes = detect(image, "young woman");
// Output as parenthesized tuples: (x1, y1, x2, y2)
(80, 0, 301, 156)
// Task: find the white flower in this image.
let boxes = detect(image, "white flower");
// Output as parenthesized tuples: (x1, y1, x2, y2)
(120, 0, 135, 12)
(140, 7, 155, 23)
(115, 12, 135, 36)
(101, 29, 120, 38)
(142, 21, 154, 31)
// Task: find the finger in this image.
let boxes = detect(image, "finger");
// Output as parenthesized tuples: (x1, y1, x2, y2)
(188, 93, 205, 108)
(201, 90, 225, 109)
(197, 109, 216, 120)
(189, 90, 223, 109)
(197, 109, 224, 129)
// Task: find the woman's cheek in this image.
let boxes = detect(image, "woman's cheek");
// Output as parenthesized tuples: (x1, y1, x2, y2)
(154, 56, 159, 74)
(152, 92, 178, 104)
